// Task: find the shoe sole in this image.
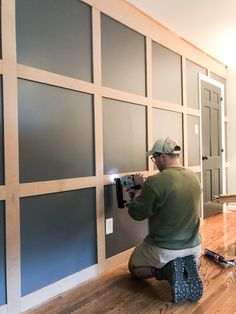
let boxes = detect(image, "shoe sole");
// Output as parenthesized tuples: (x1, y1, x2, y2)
(165, 257, 189, 304)
(183, 255, 203, 302)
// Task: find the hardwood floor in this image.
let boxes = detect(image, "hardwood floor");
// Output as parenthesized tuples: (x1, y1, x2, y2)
(25, 210, 236, 314)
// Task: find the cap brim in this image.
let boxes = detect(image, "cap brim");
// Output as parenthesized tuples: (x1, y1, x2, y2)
(146, 149, 154, 156)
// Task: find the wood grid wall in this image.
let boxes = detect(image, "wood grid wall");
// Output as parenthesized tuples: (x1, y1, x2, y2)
(0, 0, 227, 313)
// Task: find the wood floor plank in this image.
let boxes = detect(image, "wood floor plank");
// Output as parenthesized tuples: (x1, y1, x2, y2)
(24, 211, 236, 314)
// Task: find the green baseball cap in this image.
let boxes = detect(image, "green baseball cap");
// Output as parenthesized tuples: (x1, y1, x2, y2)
(146, 137, 181, 156)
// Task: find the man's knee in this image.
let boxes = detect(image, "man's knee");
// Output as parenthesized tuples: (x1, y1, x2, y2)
(128, 258, 135, 274)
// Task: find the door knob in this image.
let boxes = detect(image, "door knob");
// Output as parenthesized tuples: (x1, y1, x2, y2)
(202, 156, 208, 160)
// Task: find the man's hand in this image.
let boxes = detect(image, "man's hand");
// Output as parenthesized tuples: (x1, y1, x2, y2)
(127, 187, 141, 198)
(133, 173, 146, 189)
(126, 173, 146, 201)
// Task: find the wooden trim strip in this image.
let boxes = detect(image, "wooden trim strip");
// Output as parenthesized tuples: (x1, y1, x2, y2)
(2, 0, 21, 312)
(182, 57, 188, 166)
(103, 171, 149, 186)
(0, 60, 3, 74)
(146, 37, 152, 99)
(146, 37, 154, 173)
(92, 7, 106, 274)
(0, 186, 6, 200)
(185, 107, 201, 117)
(102, 86, 148, 106)
(17, 64, 95, 94)
(152, 99, 184, 112)
(82, 0, 227, 78)
(19, 177, 96, 198)
(105, 248, 133, 271)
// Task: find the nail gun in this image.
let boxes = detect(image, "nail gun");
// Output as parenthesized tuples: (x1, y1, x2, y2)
(204, 248, 236, 266)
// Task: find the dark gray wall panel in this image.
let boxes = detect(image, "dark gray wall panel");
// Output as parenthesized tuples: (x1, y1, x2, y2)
(103, 98, 147, 174)
(104, 185, 148, 258)
(212, 108, 220, 156)
(203, 106, 211, 157)
(0, 77, 4, 185)
(203, 170, 211, 202)
(0, 202, 6, 305)
(16, 0, 92, 82)
(18, 79, 95, 182)
(212, 169, 220, 196)
(153, 108, 183, 163)
(20, 189, 97, 296)
(210, 72, 227, 115)
(186, 60, 206, 109)
(152, 42, 182, 105)
(101, 14, 146, 96)
(0, 5, 1, 60)
(187, 115, 200, 166)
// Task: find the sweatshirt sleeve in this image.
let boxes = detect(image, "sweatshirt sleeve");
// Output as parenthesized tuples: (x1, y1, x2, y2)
(128, 180, 158, 221)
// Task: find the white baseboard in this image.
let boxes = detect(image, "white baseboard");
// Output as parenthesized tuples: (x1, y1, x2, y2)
(21, 264, 98, 312)
(227, 204, 236, 211)
(0, 305, 7, 314)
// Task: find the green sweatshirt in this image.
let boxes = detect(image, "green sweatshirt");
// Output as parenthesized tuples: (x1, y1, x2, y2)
(128, 167, 201, 249)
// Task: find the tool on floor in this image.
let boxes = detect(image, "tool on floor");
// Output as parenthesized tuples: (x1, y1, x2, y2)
(204, 248, 236, 266)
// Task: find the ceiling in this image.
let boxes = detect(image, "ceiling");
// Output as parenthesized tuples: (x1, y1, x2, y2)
(127, 0, 236, 69)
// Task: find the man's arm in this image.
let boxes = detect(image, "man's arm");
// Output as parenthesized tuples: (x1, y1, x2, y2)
(128, 178, 158, 221)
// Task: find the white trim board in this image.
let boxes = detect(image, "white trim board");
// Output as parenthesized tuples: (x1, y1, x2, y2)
(0, 305, 7, 314)
(226, 204, 236, 211)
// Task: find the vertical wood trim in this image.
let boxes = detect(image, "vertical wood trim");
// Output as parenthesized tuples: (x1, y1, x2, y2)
(182, 57, 189, 167)
(146, 37, 152, 100)
(92, 7, 105, 273)
(0, 60, 3, 74)
(2, 0, 21, 313)
(146, 37, 153, 173)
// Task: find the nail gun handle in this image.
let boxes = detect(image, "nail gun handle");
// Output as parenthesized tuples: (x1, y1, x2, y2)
(204, 248, 226, 263)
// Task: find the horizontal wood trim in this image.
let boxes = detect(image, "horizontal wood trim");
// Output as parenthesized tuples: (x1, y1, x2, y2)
(82, 0, 227, 78)
(102, 86, 148, 106)
(19, 177, 97, 197)
(105, 248, 133, 271)
(188, 165, 201, 173)
(17, 64, 95, 94)
(103, 171, 149, 185)
(152, 99, 184, 112)
(186, 107, 201, 116)
(104, 167, 202, 183)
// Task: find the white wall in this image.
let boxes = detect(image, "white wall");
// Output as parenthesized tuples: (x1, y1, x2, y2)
(226, 67, 236, 201)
